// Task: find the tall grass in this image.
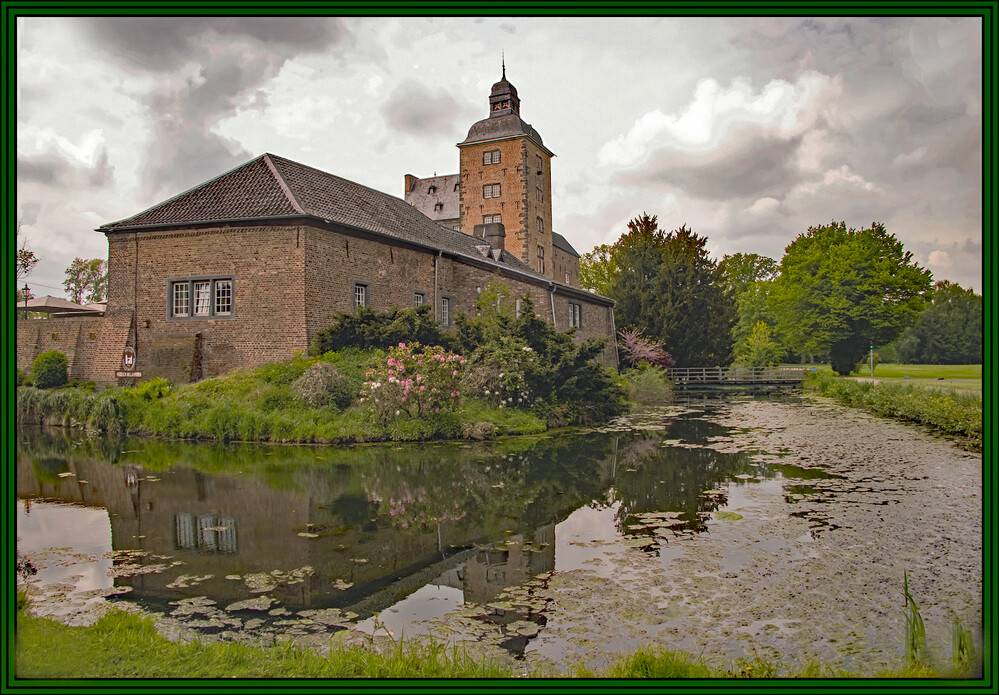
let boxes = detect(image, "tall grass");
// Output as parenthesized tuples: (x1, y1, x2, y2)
(807, 373, 981, 450)
(14, 350, 546, 445)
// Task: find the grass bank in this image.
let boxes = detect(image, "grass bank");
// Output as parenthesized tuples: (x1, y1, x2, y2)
(805, 372, 982, 451)
(14, 605, 978, 680)
(15, 349, 548, 445)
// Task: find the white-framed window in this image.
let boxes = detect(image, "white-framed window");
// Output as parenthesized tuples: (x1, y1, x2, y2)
(194, 281, 211, 316)
(214, 279, 232, 315)
(568, 302, 582, 328)
(172, 282, 190, 317)
(441, 297, 450, 326)
(354, 283, 368, 309)
(537, 216, 544, 234)
(483, 183, 501, 199)
(170, 277, 233, 319)
(483, 214, 502, 224)
(537, 245, 545, 274)
(414, 292, 425, 307)
(483, 149, 501, 165)
(536, 186, 543, 203)
(536, 154, 543, 172)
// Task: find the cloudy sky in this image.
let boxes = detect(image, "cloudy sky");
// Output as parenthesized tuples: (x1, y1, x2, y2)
(16, 15, 983, 298)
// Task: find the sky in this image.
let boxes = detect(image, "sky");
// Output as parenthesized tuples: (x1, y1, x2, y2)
(15, 15, 984, 299)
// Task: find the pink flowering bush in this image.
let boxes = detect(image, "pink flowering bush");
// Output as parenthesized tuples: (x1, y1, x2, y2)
(617, 330, 675, 369)
(363, 342, 465, 423)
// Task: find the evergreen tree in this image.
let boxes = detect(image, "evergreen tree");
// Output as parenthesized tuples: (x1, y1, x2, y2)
(609, 213, 735, 367)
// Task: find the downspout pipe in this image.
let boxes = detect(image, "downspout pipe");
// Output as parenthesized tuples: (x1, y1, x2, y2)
(434, 250, 442, 321)
(549, 283, 557, 330)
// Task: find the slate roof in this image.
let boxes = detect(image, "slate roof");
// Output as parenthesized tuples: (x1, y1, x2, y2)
(98, 153, 543, 280)
(551, 232, 580, 258)
(458, 113, 551, 154)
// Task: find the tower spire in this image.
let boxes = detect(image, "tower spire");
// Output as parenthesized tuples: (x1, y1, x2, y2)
(502, 52, 506, 80)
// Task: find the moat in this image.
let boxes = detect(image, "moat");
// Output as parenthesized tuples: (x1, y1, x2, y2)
(16, 395, 982, 675)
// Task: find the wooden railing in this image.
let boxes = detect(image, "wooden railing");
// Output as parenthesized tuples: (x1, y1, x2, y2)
(667, 366, 808, 384)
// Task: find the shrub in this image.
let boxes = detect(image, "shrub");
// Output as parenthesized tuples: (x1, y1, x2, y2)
(624, 365, 673, 405)
(16, 368, 28, 388)
(291, 362, 355, 410)
(133, 377, 172, 400)
(311, 305, 452, 354)
(31, 350, 68, 389)
(617, 330, 675, 369)
(363, 342, 465, 423)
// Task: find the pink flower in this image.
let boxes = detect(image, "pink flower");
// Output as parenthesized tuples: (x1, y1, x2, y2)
(399, 342, 406, 348)
(452, 370, 458, 376)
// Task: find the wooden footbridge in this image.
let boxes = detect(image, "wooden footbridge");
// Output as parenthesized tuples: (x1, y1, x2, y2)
(667, 366, 808, 389)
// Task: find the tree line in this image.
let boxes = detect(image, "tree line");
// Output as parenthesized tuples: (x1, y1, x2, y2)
(581, 215, 980, 375)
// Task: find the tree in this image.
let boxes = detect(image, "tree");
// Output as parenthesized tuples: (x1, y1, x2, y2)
(16, 219, 38, 281)
(770, 221, 932, 375)
(717, 252, 778, 297)
(579, 243, 617, 296)
(608, 213, 735, 366)
(734, 321, 783, 368)
(894, 281, 982, 364)
(718, 253, 784, 359)
(63, 258, 108, 304)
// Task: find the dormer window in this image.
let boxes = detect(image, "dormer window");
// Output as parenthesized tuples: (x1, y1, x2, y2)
(428, 184, 437, 194)
(454, 182, 460, 191)
(434, 202, 444, 212)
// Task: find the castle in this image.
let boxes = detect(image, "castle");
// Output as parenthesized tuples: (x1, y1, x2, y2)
(16, 69, 616, 384)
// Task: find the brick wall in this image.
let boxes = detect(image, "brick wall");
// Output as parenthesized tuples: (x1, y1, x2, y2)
(15, 315, 127, 383)
(552, 246, 580, 288)
(52, 221, 619, 384)
(107, 224, 307, 382)
(459, 138, 554, 279)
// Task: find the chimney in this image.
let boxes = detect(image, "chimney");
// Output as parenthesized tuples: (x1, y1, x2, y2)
(473, 222, 505, 252)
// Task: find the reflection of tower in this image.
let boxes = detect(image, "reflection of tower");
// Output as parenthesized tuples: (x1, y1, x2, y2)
(123, 462, 141, 516)
(460, 523, 555, 605)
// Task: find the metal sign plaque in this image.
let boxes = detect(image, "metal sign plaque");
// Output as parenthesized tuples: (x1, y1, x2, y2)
(122, 346, 136, 370)
(116, 371, 143, 379)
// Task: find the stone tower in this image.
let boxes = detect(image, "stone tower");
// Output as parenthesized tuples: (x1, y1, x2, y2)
(457, 65, 555, 279)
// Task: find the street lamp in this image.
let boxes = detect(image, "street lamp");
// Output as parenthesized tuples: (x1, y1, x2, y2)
(23, 283, 29, 318)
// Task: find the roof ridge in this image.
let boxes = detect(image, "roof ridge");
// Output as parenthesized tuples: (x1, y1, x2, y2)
(98, 154, 272, 230)
(262, 153, 306, 214)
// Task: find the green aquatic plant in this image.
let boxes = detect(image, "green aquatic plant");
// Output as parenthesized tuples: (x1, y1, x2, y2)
(902, 570, 926, 666)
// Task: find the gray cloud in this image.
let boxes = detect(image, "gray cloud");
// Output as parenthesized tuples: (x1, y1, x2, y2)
(20, 202, 41, 225)
(619, 135, 802, 200)
(18, 149, 114, 188)
(381, 83, 467, 138)
(80, 17, 350, 71)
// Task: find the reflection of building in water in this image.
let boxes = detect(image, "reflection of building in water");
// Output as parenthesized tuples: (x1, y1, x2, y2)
(174, 513, 238, 554)
(450, 524, 555, 606)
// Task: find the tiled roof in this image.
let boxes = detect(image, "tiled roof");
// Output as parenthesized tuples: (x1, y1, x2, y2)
(99, 154, 545, 280)
(551, 231, 580, 258)
(458, 113, 550, 153)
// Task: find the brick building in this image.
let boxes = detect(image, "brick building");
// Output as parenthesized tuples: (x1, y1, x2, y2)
(16, 70, 615, 384)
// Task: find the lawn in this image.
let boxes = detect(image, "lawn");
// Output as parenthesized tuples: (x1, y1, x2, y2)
(797, 363, 983, 393)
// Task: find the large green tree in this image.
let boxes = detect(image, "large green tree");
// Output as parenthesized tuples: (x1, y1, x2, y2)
(63, 257, 108, 305)
(771, 221, 932, 375)
(608, 213, 734, 366)
(718, 253, 783, 358)
(579, 243, 616, 296)
(894, 281, 982, 364)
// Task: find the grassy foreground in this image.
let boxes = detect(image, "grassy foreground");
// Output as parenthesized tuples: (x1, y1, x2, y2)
(14, 606, 977, 680)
